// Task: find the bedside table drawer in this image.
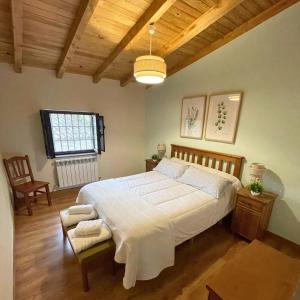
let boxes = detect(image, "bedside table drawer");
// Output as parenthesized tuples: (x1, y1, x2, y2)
(238, 196, 264, 212)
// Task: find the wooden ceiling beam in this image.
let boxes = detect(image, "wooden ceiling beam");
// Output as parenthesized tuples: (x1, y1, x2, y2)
(56, 0, 100, 79)
(11, 0, 23, 73)
(167, 0, 299, 77)
(120, 0, 243, 87)
(156, 0, 243, 57)
(93, 0, 176, 83)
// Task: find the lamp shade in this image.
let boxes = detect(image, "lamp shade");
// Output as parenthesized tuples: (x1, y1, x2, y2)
(157, 143, 166, 159)
(249, 163, 266, 178)
(134, 55, 166, 84)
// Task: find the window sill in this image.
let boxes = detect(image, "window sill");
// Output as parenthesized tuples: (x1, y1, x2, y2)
(54, 152, 97, 159)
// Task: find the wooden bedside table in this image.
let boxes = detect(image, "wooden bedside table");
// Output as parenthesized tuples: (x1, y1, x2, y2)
(231, 187, 277, 241)
(145, 159, 160, 172)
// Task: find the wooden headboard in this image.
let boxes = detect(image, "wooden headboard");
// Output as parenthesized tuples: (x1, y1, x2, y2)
(171, 144, 244, 178)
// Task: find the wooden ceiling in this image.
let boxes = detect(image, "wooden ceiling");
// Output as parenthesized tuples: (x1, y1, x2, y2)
(0, 0, 298, 86)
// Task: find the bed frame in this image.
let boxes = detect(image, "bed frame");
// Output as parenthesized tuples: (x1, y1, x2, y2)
(171, 144, 244, 179)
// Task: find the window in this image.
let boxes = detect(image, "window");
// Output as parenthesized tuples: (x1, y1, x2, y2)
(40, 110, 105, 158)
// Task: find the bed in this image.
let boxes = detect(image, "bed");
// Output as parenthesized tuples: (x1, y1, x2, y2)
(77, 144, 244, 289)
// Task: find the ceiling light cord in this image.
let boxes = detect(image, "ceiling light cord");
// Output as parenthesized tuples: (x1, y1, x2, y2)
(149, 23, 155, 56)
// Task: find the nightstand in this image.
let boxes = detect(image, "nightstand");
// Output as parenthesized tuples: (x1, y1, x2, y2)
(145, 159, 160, 172)
(231, 187, 277, 241)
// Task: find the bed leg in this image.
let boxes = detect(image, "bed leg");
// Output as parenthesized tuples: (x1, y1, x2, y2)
(112, 260, 116, 276)
(189, 237, 194, 245)
(81, 265, 89, 292)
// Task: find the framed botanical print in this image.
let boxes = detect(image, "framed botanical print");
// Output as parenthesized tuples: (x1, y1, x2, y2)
(180, 95, 206, 139)
(205, 92, 242, 144)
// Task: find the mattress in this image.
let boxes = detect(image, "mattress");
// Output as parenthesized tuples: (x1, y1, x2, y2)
(117, 170, 238, 245)
(77, 169, 241, 288)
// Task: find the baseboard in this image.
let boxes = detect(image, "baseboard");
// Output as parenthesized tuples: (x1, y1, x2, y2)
(266, 230, 300, 248)
(50, 186, 81, 195)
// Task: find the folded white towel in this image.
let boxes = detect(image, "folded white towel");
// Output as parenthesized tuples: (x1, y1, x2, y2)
(68, 222, 112, 254)
(60, 209, 98, 227)
(74, 219, 103, 237)
(68, 204, 94, 215)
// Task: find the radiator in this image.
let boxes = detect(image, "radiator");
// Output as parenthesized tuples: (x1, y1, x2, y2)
(55, 155, 99, 189)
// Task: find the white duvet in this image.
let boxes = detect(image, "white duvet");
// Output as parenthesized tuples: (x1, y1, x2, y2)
(77, 171, 240, 289)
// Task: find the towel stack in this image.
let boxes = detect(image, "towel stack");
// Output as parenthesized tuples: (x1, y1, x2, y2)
(68, 219, 112, 254)
(60, 204, 98, 227)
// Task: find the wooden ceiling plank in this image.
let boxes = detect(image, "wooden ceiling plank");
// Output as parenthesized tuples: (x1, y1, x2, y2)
(168, 0, 299, 77)
(158, 0, 243, 57)
(120, 0, 243, 87)
(93, 0, 176, 83)
(11, 0, 23, 73)
(56, 0, 100, 79)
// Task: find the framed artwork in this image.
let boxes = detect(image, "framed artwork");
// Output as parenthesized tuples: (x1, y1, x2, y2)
(180, 95, 206, 139)
(205, 92, 242, 144)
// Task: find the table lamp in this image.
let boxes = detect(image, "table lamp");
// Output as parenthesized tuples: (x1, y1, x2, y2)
(157, 144, 166, 159)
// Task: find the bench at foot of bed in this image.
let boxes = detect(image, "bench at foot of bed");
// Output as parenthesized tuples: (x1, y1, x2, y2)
(59, 209, 116, 291)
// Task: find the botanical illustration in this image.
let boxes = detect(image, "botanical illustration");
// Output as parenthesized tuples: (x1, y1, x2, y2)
(180, 96, 206, 139)
(186, 106, 199, 129)
(215, 101, 227, 131)
(205, 93, 242, 144)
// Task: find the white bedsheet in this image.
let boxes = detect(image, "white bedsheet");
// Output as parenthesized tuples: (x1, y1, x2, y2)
(77, 171, 240, 288)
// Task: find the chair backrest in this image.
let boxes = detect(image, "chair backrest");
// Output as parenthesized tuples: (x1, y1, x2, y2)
(3, 155, 34, 187)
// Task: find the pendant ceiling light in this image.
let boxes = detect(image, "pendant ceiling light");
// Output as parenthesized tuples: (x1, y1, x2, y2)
(134, 23, 166, 85)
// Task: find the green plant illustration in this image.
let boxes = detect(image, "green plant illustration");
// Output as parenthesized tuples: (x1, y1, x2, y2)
(186, 106, 199, 129)
(215, 101, 227, 131)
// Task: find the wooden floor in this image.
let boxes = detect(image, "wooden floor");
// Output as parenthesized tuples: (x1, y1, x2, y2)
(15, 189, 300, 300)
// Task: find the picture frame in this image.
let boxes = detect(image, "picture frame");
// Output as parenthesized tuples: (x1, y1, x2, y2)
(204, 92, 242, 144)
(180, 95, 206, 139)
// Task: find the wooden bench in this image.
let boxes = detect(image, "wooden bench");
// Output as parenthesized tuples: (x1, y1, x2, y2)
(59, 210, 116, 291)
(69, 237, 116, 291)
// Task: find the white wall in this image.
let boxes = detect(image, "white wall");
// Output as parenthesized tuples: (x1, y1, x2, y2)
(0, 153, 14, 300)
(0, 65, 146, 189)
(145, 3, 300, 244)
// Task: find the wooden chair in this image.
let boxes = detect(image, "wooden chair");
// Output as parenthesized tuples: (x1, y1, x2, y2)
(3, 155, 52, 215)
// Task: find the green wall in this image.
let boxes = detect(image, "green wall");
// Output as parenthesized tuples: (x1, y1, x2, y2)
(145, 3, 300, 244)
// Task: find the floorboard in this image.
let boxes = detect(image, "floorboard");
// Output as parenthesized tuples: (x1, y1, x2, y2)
(14, 188, 300, 300)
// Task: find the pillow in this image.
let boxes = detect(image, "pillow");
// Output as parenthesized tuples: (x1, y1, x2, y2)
(171, 157, 239, 184)
(177, 166, 231, 198)
(153, 158, 188, 179)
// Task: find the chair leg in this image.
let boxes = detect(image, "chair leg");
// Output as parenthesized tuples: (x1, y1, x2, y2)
(24, 193, 32, 216)
(81, 265, 89, 292)
(34, 191, 38, 203)
(13, 191, 18, 211)
(45, 185, 52, 206)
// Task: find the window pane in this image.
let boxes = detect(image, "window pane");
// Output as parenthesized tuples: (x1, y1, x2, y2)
(73, 127, 79, 140)
(75, 141, 81, 150)
(65, 114, 72, 126)
(49, 112, 96, 155)
(79, 126, 85, 139)
(52, 126, 60, 141)
(78, 115, 85, 126)
(72, 114, 78, 126)
(85, 127, 92, 139)
(84, 115, 91, 126)
(54, 141, 62, 152)
(67, 127, 73, 140)
(86, 140, 93, 149)
(58, 114, 65, 126)
(80, 140, 87, 150)
(61, 141, 68, 151)
(60, 127, 67, 140)
(68, 140, 75, 151)
(50, 114, 58, 126)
